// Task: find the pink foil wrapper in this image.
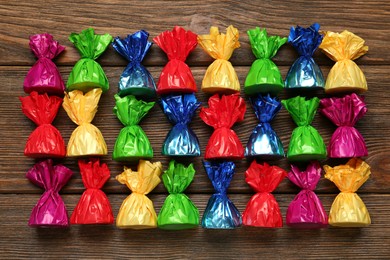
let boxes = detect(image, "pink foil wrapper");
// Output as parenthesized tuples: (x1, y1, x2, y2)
(23, 33, 65, 95)
(286, 162, 328, 228)
(26, 159, 73, 227)
(320, 93, 368, 158)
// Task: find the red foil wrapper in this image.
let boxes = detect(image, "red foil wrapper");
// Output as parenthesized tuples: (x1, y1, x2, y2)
(70, 159, 114, 225)
(242, 161, 287, 227)
(20, 91, 66, 158)
(200, 94, 246, 160)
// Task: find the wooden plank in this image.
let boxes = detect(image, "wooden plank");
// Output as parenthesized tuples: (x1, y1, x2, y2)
(0, 0, 389, 66)
(1, 66, 389, 194)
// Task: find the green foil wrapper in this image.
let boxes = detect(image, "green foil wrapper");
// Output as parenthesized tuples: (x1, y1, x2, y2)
(158, 160, 199, 230)
(113, 94, 154, 161)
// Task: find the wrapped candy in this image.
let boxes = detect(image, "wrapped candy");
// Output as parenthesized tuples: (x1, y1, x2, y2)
(116, 160, 162, 229)
(320, 30, 368, 93)
(285, 23, 324, 89)
(242, 161, 286, 228)
(67, 28, 113, 92)
(286, 162, 328, 228)
(282, 96, 326, 161)
(112, 30, 156, 97)
(202, 161, 241, 229)
(245, 94, 284, 159)
(160, 94, 200, 156)
(200, 94, 246, 160)
(198, 25, 240, 93)
(20, 92, 65, 158)
(324, 158, 371, 227)
(62, 88, 107, 157)
(113, 94, 154, 161)
(153, 26, 197, 94)
(23, 33, 65, 95)
(70, 159, 114, 225)
(320, 94, 368, 158)
(26, 159, 73, 227)
(158, 161, 199, 230)
(245, 28, 287, 95)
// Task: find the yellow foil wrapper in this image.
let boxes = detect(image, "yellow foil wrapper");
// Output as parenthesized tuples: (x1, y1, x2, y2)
(324, 158, 371, 227)
(62, 88, 107, 157)
(116, 160, 162, 229)
(320, 30, 368, 93)
(198, 25, 240, 93)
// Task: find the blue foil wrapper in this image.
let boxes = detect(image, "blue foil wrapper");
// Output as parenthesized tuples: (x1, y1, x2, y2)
(245, 94, 284, 159)
(285, 23, 324, 89)
(201, 161, 242, 229)
(112, 30, 156, 97)
(160, 94, 201, 156)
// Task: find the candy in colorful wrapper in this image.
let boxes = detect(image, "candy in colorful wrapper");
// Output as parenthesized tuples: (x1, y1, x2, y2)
(158, 161, 199, 230)
(23, 33, 65, 95)
(202, 161, 242, 229)
(112, 30, 156, 97)
(67, 28, 113, 92)
(320, 93, 368, 158)
(324, 158, 371, 227)
(200, 94, 246, 160)
(160, 94, 200, 156)
(116, 160, 162, 229)
(244, 28, 287, 95)
(242, 161, 286, 228)
(320, 30, 368, 93)
(285, 23, 325, 89)
(70, 159, 114, 225)
(113, 94, 154, 161)
(26, 159, 73, 227)
(286, 162, 328, 228)
(245, 94, 284, 159)
(282, 96, 327, 161)
(19, 92, 66, 158)
(62, 88, 107, 157)
(153, 26, 197, 94)
(198, 25, 240, 93)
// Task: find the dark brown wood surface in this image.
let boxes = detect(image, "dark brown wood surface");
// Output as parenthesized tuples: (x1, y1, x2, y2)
(1, 0, 389, 258)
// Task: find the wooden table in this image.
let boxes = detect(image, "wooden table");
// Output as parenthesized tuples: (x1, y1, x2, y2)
(1, 0, 389, 258)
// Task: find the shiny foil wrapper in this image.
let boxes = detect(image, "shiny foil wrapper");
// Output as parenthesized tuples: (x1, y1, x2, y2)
(282, 96, 327, 161)
(286, 162, 328, 228)
(20, 92, 66, 158)
(112, 30, 156, 97)
(242, 161, 286, 228)
(320, 30, 368, 93)
(153, 26, 197, 95)
(62, 89, 107, 157)
(116, 160, 162, 229)
(24, 33, 65, 95)
(113, 94, 154, 161)
(324, 158, 371, 227)
(285, 23, 325, 89)
(160, 94, 200, 156)
(200, 94, 246, 160)
(202, 161, 242, 229)
(320, 94, 368, 158)
(244, 28, 287, 95)
(245, 94, 284, 159)
(67, 28, 113, 92)
(198, 25, 241, 93)
(158, 161, 199, 230)
(70, 159, 114, 225)
(26, 159, 73, 227)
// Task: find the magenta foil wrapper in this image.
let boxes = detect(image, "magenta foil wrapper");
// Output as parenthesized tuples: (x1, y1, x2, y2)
(320, 93, 368, 158)
(23, 33, 65, 95)
(286, 162, 328, 228)
(26, 159, 73, 227)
